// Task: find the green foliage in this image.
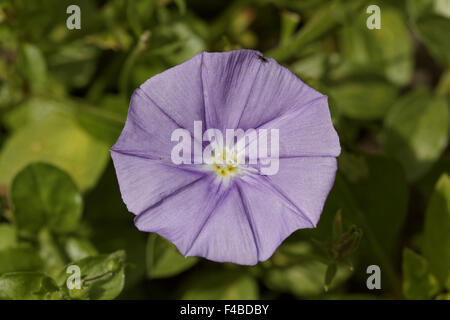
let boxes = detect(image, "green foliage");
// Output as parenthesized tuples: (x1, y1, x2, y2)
(146, 233, 198, 279)
(180, 270, 258, 300)
(262, 241, 352, 297)
(0, 224, 17, 250)
(11, 163, 82, 236)
(333, 156, 407, 260)
(329, 80, 398, 120)
(18, 43, 48, 93)
(0, 246, 43, 274)
(382, 89, 449, 181)
(423, 174, 450, 286)
(57, 251, 126, 300)
(402, 248, 439, 300)
(0, 272, 62, 300)
(339, 5, 413, 85)
(0, 0, 449, 300)
(0, 111, 109, 191)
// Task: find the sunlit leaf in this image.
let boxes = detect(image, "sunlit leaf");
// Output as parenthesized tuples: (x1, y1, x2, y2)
(402, 248, 440, 299)
(18, 43, 47, 93)
(64, 237, 98, 261)
(382, 88, 449, 181)
(0, 224, 17, 250)
(0, 112, 109, 191)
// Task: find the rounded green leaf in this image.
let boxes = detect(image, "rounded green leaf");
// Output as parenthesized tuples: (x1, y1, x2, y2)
(382, 88, 449, 181)
(146, 233, 198, 279)
(329, 80, 398, 120)
(0, 112, 109, 191)
(11, 162, 83, 237)
(57, 250, 126, 300)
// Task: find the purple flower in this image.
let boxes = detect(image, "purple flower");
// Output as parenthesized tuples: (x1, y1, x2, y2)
(111, 49, 340, 265)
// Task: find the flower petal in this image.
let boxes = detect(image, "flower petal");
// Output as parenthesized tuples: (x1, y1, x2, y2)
(139, 53, 206, 136)
(236, 178, 314, 261)
(111, 151, 205, 215)
(258, 96, 340, 157)
(112, 89, 190, 159)
(265, 157, 338, 226)
(201, 49, 323, 131)
(185, 184, 259, 265)
(134, 177, 238, 258)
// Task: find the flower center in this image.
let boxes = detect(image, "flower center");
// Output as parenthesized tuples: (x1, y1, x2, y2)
(211, 149, 240, 178)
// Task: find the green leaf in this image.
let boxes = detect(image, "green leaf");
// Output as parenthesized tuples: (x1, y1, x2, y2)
(146, 233, 198, 279)
(3, 97, 66, 131)
(18, 43, 47, 93)
(11, 162, 83, 237)
(38, 228, 66, 278)
(402, 248, 440, 299)
(74, 102, 125, 146)
(0, 246, 43, 274)
(329, 80, 398, 120)
(47, 41, 100, 89)
(435, 293, 450, 300)
(0, 112, 109, 191)
(344, 155, 408, 255)
(181, 270, 258, 300)
(150, 22, 205, 65)
(340, 6, 413, 85)
(57, 251, 126, 300)
(263, 242, 351, 297)
(280, 11, 301, 46)
(416, 14, 450, 67)
(64, 237, 98, 261)
(324, 263, 337, 290)
(0, 224, 17, 250)
(291, 53, 327, 80)
(382, 88, 449, 181)
(268, 1, 360, 61)
(83, 164, 147, 289)
(4, 96, 125, 146)
(423, 174, 450, 286)
(0, 272, 62, 300)
(312, 154, 408, 293)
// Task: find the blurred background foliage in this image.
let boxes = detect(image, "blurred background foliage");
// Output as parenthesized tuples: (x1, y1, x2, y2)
(0, 0, 449, 300)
